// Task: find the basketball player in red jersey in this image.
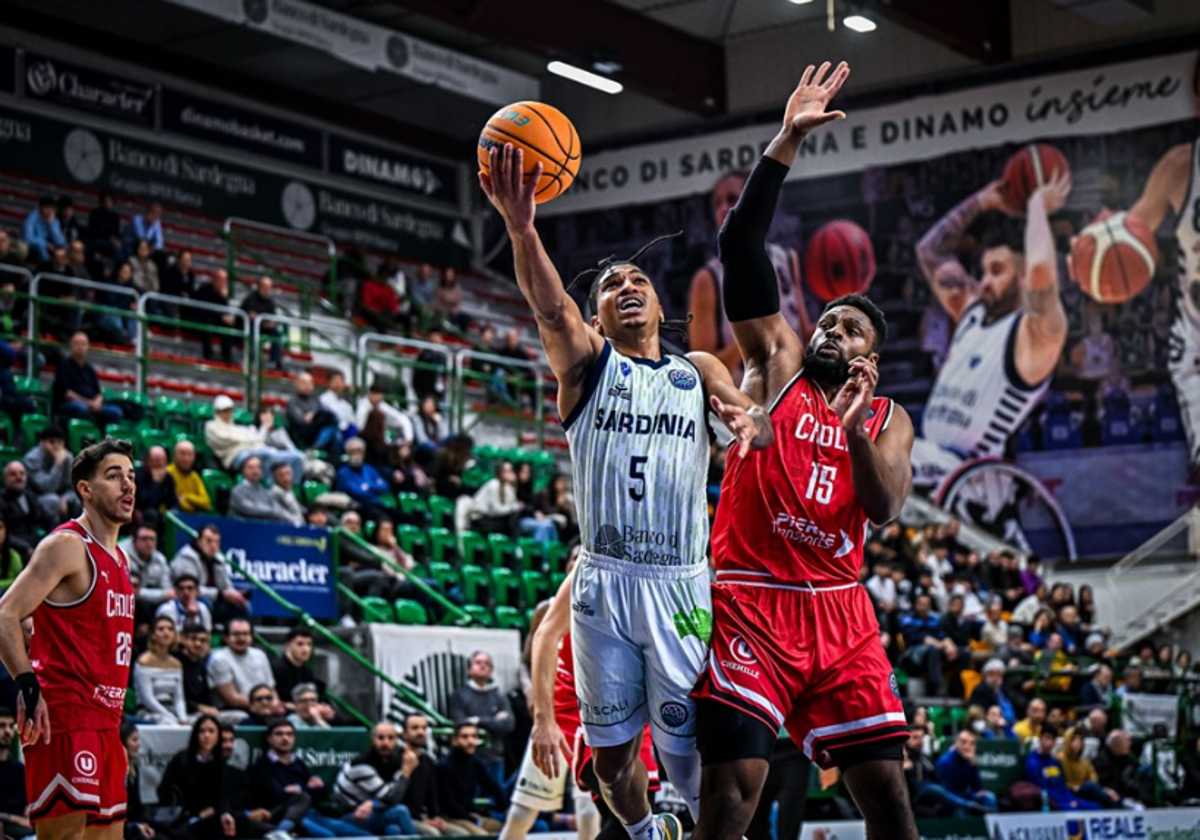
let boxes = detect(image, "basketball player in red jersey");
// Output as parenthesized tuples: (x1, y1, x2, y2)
(0, 439, 137, 840)
(690, 62, 919, 840)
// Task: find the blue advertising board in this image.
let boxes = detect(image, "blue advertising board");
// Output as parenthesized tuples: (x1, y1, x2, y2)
(180, 515, 337, 619)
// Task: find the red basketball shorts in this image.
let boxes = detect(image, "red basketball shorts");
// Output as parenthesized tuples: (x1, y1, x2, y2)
(693, 576, 908, 769)
(25, 728, 128, 825)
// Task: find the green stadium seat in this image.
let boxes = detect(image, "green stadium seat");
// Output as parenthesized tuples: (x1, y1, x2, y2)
(105, 420, 142, 445)
(460, 564, 491, 606)
(394, 599, 429, 625)
(377, 493, 398, 509)
(156, 395, 190, 425)
(494, 605, 526, 631)
(363, 519, 377, 543)
(397, 492, 430, 525)
(0, 445, 21, 466)
(520, 570, 548, 607)
(550, 572, 567, 591)
(396, 524, 429, 562)
(360, 596, 394, 623)
(15, 376, 44, 397)
(0, 413, 13, 445)
(460, 531, 488, 566)
(20, 414, 48, 448)
(137, 427, 173, 459)
(490, 567, 520, 607)
(427, 527, 458, 564)
(68, 418, 102, 453)
(201, 469, 234, 514)
(487, 533, 517, 567)
(517, 538, 548, 572)
(116, 390, 153, 413)
(428, 495, 455, 529)
(302, 480, 330, 504)
(546, 541, 569, 574)
(190, 402, 214, 434)
(427, 561, 459, 594)
(233, 408, 254, 425)
(463, 604, 494, 626)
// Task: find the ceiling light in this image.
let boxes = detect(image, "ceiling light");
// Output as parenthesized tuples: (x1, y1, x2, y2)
(548, 61, 623, 94)
(788, 0, 814, 4)
(843, 14, 877, 32)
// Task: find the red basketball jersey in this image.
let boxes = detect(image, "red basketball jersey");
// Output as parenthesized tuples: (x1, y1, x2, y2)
(29, 520, 134, 732)
(553, 633, 576, 719)
(712, 370, 893, 583)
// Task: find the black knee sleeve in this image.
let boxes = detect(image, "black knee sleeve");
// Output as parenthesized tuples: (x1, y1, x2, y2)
(696, 698, 778, 764)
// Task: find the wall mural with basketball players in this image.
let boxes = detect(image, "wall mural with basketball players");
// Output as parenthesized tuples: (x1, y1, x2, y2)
(515, 49, 1200, 564)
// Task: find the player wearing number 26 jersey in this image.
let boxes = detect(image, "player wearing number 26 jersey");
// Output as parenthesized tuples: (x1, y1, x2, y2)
(0, 438, 137, 832)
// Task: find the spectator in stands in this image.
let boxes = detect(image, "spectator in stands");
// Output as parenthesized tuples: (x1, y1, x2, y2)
(177, 620, 218, 716)
(133, 445, 177, 529)
(432, 267, 468, 332)
(23, 196, 66, 263)
(463, 460, 522, 539)
(320, 371, 358, 438)
(170, 522, 249, 625)
(1035, 632, 1077, 694)
(900, 593, 959, 696)
(0, 229, 25, 267)
(430, 434, 472, 498)
(130, 238, 160, 297)
(86, 191, 123, 260)
(1079, 664, 1114, 710)
(66, 240, 88, 277)
(1026, 725, 1102, 811)
(903, 724, 951, 817)
(241, 276, 285, 371)
(1117, 664, 1146, 701)
(1014, 697, 1047, 742)
(979, 600, 1009, 655)
(269, 462, 306, 527)
(436, 721, 505, 835)
(270, 628, 333, 720)
(208, 616, 274, 713)
(968, 659, 1016, 724)
(289, 683, 330, 730)
(288, 372, 342, 456)
(55, 197, 82, 243)
(0, 515, 23, 592)
(1058, 727, 1120, 808)
(0, 460, 50, 553)
(399, 713, 447, 835)
(358, 272, 403, 333)
(160, 249, 198, 303)
(413, 330, 448, 402)
(251, 717, 361, 838)
(934, 730, 997, 813)
(336, 437, 394, 522)
(230, 455, 293, 523)
(168, 439, 211, 514)
(121, 524, 173, 607)
(206, 393, 306, 481)
(0, 341, 33, 427)
(41, 244, 74, 277)
(383, 440, 430, 498)
(24, 425, 80, 524)
(537, 474, 576, 544)
(244, 685, 286, 726)
(92, 260, 138, 346)
(355, 380, 414, 444)
(1092, 730, 1139, 807)
(982, 705, 1013, 739)
(127, 203, 164, 252)
(192, 269, 236, 364)
(134, 615, 189, 725)
(332, 721, 420, 836)
(1056, 604, 1086, 655)
(52, 332, 123, 426)
(158, 714, 252, 838)
(410, 263, 437, 313)
(0, 705, 31, 839)
(447, 651, 513, 789)
(412, 394, 446, 455)
(866, 558, 897, 617)
(157, 571, 213, 633)
(495, 329, 535, 409)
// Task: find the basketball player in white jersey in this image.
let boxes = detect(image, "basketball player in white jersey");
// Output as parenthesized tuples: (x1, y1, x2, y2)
(912, 169, 1072, 490)
(688, 171, 811, 372)
(1121, 59, 1200, 472)
(480, 144, 774, 840)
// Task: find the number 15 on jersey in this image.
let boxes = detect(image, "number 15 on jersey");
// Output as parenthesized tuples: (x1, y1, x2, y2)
(806, 463, 836, 505)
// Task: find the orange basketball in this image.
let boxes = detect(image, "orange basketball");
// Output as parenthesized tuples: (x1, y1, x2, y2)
(1069, 210, 1158, 303)
(1001, 143, 1070, 213)
(478, 101, 581, 204)
(805, 220, 876, 302)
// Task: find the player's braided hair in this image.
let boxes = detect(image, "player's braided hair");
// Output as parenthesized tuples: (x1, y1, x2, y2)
(566, 231, 694, 345)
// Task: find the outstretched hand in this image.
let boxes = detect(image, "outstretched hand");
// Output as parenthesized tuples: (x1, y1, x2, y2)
(782, 61, 850, 138)
(1031, 168, 1072, 216)
(479, 144, 542, 233)
(710, 395, 773, 458)
(830, 357, 879, 434)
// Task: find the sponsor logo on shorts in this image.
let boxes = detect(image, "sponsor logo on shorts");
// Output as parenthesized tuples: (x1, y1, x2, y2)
(672, 607, 712, 646)
(572, 599, 595, 617)
(72, 750, 98, 786)
(581, 699, 630, 720)
(721, 635, 761, 678)
(668, 369, 697, 391)
(889, 672, 901, 699)
(660, 702, 689, 728)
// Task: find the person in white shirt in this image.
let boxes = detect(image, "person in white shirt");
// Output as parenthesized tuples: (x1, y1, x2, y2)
(156, 572, 214, 632)
(865, 560, 897, 614)
(355, 382, 415, 445)
(980, 600, 1009, 652)
(320, 371, 359, 435)
(207, 616, 275, 712)
(206, 393, 306, 478)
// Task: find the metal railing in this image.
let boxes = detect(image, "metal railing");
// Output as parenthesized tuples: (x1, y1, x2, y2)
(136, 292, 251, 394)
(224, 218, 338, 319)
(453, 348, 548, 448)
(164, 510, 448, 725)
(250, 312, 359, 406)
(27, 272, 140, 377)
(356, 332, 454, 417)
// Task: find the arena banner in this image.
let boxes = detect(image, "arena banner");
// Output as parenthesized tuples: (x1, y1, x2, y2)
(530, 48, 1200, 564)
(799, 817, 987, 840)
(23, 51, 156, 127)
(0, 102, 467, 264)
(180, 514, 337, 620)
(161, 87, 324, 169)
(985, 809, 1200, 839)
(329, 132, 459, 205)
(368, 624, 521, 724)
(1121, 692, 1180, 738)
(542, 50, 1195, 216)
(164, 0, 537, 105)
(137, 724, 368, 804)
(0, 44, 15, 96)
(977, 738, 1024, 793)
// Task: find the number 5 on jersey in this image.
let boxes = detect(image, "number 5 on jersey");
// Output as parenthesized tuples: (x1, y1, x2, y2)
(629, 456, 648, 501)
(806, 462, 836, 505)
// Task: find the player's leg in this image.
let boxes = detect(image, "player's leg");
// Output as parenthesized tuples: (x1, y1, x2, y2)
(79, 823, 123, 840)
(33, 815, 87, 840)
(501, 733, 568, 840)
(1168, 316, 1200, 468)
(841, 759, 917, 840)
(691, 699, 775, 840)
(575, 784, 601, 840)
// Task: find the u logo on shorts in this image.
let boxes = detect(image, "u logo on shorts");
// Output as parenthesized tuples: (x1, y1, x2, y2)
(74, 751, 97, 777)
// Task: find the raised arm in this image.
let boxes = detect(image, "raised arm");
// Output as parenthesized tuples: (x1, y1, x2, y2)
(1129, 143, 1191, 231)
(686, 267, 744, 371)
(720, 62, 849, 407)
(687, 351, 773, 457)
(1014, 170, 1071, 388)
(528, 570, 573, 778)
(480, 145, 606, 419)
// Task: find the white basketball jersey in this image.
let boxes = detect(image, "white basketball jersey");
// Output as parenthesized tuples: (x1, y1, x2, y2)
(707, 243, 800, 348)
(1174, 140, 1200, 330)
(563, 343, 710, 569)
(922, 302, 1049, 458)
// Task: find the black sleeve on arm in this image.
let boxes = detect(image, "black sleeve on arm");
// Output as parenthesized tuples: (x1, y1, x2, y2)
(717, 156, 789, 323)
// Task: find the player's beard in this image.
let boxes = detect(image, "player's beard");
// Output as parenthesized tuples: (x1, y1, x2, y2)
(93, 494, 134, 526)
(806, 345, 851, 386)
